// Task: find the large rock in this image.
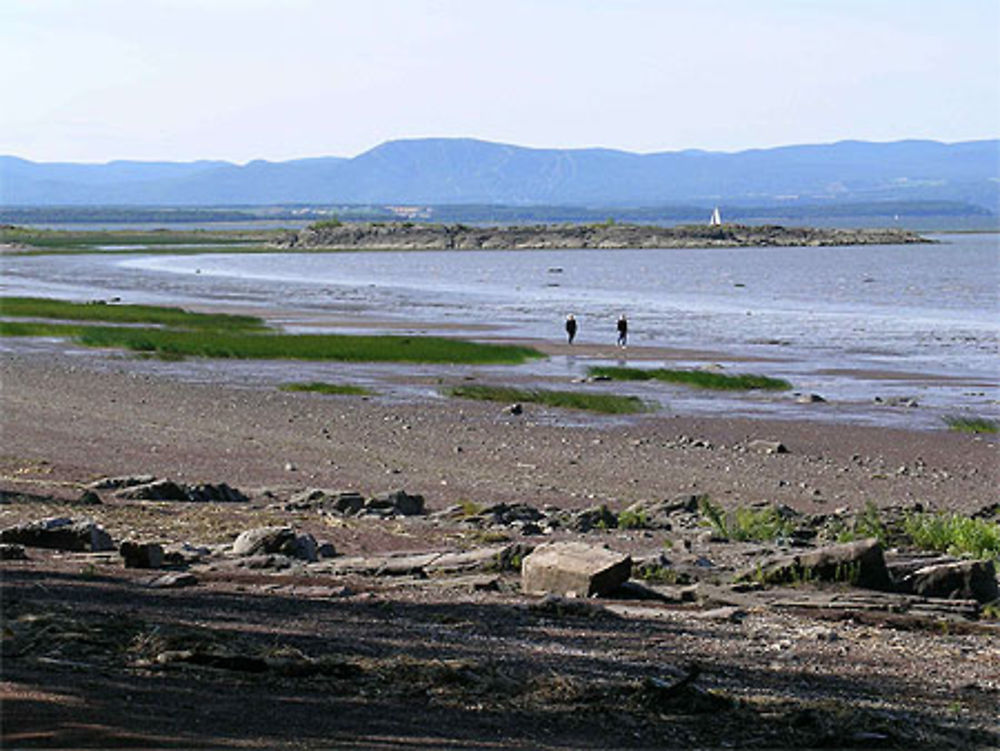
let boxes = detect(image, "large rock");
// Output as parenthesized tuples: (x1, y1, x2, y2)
(232, 526, 296, 556)
(901, 559, 999, 603)
(231, 527, 318, 561)
(114, 479, 247, 503)
(361, 490, 425, 517)
(0, 517, 114, 552)
(522, 542, 632, 597)
(747, 538, 893, 591)
(120, 540, 164, 569)
(114, 479, 189, 501)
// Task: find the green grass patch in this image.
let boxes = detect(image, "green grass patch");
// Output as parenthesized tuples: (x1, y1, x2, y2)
(280, 381, 373, 396)
(444, 384, 650, 414)
(589, 365, 791, 391)
(943, 415, 999, 434)
(699, 497, 796, 542)
(904, 513, 1000, 560)
(72, 327, 542, 364)
(0, 296, 265, 331)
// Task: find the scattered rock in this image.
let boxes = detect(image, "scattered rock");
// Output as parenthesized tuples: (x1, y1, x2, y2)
(522, 541, 632, 597)
(114, 479, 189, 501)
(527, 594, 613, 618)
(76, 490, 103, 505)
(231, 526, 318, 560)
(748, 440, 789, 455)
(795, 393, 827, 404)
(360, 490, 425, 517)
(693, 606, 747, 623)
(875, 396, 919, 408)
(570, 505, 618, 533)
(0, 543, 27, 560)
(114, 479, 247, 503)
(0, 517, 114, 552)
(504, 403, 523, 416)
(148, 572, 198, 589)
(900, 559, 999, 603)
(89, 474, 156, 490)
(119, 540, 164, 569)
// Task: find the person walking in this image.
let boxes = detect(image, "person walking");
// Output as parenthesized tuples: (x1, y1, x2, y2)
(565, 314, 578, 344)
(616, 314, 628, 348)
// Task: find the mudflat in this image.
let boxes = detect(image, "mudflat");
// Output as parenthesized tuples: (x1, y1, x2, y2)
(2, 334, 998, 749)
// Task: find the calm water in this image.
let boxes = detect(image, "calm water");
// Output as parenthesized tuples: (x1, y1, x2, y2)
(3, 233, 998, 426)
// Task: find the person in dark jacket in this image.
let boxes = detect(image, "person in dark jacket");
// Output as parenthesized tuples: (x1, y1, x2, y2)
(565, 314, 578, 344)
(616, 314, 628, 348)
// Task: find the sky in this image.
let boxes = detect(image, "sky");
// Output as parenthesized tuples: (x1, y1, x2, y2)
(2, 0, 998, 163)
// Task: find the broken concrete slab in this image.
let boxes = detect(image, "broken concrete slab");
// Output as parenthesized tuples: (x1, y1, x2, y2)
(521, 541, 632, 597)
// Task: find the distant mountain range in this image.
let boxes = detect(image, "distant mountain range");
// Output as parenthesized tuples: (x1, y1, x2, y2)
(1, 138, 997, 211)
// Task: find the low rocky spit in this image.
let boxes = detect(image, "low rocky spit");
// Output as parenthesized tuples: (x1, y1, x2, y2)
(281, 221, 930, 251)
(2, 477, 997, 749)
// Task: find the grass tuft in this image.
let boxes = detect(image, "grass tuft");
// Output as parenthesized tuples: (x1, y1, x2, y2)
(943, 415, 999, 434)
(699, 497, 795, 542)
(904, 513, 1000, 560)
(589, 366, 791, 391)
(280, 382, 373, 396)
(445, 384, 651, 414)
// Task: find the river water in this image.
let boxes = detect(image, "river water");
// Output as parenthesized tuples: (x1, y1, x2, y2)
(3, 233, 998, 428)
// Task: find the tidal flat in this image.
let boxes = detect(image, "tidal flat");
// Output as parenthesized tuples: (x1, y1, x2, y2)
(1, 229, 998, 749)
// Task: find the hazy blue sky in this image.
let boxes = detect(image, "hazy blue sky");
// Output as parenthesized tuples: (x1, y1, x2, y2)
(3, 0, 997, 163)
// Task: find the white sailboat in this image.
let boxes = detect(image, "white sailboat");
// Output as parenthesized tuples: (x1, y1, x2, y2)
(709, 207, 722, 226)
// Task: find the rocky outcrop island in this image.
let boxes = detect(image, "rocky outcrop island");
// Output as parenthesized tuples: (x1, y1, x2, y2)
(282, 221, 929, 250)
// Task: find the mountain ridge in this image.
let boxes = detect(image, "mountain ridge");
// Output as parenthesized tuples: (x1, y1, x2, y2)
(2, 137, 997, 209)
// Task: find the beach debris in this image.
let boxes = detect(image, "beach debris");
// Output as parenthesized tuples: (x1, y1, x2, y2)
(521, 541, 632, 597)
(0, 517, 114, 552)
(120, 540, 164, 569)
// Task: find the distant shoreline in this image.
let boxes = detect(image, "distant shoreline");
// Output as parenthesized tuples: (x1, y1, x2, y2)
(284, 221, 931, 251)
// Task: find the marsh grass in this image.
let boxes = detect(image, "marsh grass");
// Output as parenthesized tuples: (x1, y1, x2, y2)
(904, 513, 1000, 560)
(943, 415, 999, 434)
(589, 365, 791, 391)
(280, 381, 373, 396)
(0, 320, 86, 338)
(1, 298, 543, 364)
(74, 327, 542, 364)
(0, 296, 265, 330)
(445, 384, 650, 414)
